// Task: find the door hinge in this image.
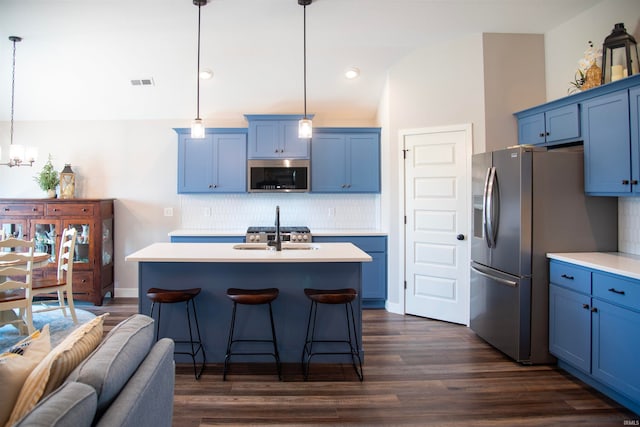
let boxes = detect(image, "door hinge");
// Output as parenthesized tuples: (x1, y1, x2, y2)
(402, 148, 409, 159)
(404, 215, 407, 224)
(404, 281, 407, 290)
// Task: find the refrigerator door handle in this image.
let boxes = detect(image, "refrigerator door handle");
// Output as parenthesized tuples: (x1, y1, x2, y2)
(484, 167, 499, 248)
(471, 265, 518, 287)
(482, 167, 492, 248)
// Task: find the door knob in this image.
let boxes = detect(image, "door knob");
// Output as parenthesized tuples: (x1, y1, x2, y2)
(456, 234, 465, 241)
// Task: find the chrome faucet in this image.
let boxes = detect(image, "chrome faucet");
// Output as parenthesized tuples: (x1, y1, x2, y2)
(268, 205, 282, 251)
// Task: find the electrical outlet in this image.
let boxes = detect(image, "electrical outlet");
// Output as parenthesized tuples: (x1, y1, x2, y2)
(163, 207, 173, 217)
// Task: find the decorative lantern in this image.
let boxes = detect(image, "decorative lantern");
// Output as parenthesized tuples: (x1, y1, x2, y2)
(601, 23, 639, 84)
(60, 164, 75, 199)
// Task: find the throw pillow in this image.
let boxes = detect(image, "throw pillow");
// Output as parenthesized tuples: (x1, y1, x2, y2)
(0, 325, 51, 427)
(0, 325, 51, 425)
(6, 314, 107, 426)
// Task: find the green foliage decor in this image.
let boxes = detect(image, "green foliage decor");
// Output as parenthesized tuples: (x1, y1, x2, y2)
(34, 154, 60, 191)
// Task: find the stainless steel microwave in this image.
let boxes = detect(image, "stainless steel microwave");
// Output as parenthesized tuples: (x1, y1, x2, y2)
(247, 159, 310, 192)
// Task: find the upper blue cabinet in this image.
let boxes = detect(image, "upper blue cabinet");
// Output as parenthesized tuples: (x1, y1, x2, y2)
(175, 128, 247, 193)
(515, 74, 640, 196)
(245, 114, 311, 159)
(311, 128, 381, 193)
(518, 104, 580, 146)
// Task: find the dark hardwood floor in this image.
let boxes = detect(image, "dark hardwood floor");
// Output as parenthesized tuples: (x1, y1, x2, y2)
(86, 298, 638, 426)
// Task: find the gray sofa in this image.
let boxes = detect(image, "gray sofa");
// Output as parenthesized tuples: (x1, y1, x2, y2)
(13, 314, 175, 427)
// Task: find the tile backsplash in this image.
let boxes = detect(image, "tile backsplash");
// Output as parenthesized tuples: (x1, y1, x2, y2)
(619, 198, 640, 255)
(180, 193, 380, 231)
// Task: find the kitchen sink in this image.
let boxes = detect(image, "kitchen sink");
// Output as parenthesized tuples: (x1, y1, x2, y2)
(232, 243, 318, 250)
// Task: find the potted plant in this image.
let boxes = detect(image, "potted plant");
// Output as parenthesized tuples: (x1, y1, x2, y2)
(34, 154, 60, 198)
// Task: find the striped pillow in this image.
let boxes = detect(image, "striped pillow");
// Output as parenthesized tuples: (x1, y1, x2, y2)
(6, 314, 107, 426)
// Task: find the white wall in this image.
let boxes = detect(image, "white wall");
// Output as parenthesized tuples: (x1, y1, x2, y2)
(381, 33, 486, 311)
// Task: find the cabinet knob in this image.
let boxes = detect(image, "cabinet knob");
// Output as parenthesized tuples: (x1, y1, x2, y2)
(456, 234, 465, 241)
(546, 132, 550, 136)
(582, 303, 590, 309)
(622, 180, 630, 185)
(632, 180, 639, 185)
(3, 208, 8, 211)
(591, 307, 598, 313)
(539, 133, 545, 137)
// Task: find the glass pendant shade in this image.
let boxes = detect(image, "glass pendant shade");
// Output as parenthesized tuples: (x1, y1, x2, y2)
(191, 118, 205, 139)
(601, 23, 639, 84)
(9, 144, 24, 162)
(60, 164, 75, 199)
(25, 146, 38, 163)
(298, 118, 313, 138)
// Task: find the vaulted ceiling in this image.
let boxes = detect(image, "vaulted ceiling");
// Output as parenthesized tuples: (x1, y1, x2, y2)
(0, 0, 601, 123)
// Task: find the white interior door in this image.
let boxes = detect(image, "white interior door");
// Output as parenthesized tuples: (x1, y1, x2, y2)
(403, 125, 471, 325)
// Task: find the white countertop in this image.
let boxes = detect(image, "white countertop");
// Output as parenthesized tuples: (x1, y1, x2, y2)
(547, 252, 640, 280)
(168, 229, 387, 237)
(126, 242, 372, 263)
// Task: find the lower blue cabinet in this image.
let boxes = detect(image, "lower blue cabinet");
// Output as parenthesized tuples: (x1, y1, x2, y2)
(313, 235, 387, 308)
(549, 260, 640, 415)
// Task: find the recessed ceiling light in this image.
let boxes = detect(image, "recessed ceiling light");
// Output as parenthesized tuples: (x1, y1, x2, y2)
(199, 69, 213, 80)
(345, 67, 360, 79)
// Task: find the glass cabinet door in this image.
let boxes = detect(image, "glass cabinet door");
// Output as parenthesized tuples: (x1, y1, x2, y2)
(30, 219, 59, 264)
(102, 218, 113, 266)
(64, 221, 93, 265)
(1, 219, 27, 240)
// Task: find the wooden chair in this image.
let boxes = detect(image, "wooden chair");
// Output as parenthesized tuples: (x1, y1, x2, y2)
(0, 237, 36, 334)
(31, 227, 78, 324)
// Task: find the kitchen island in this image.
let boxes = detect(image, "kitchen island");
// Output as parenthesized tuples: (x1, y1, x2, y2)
(125, 242, 372, 364)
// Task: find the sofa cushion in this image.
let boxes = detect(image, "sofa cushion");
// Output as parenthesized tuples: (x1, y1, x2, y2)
(94, 338, 175, 427)
(0, 325, 51, 426)
(7, 314, 106, 426)
(66, 314, 155, 418)
(12, 382, 97, 427)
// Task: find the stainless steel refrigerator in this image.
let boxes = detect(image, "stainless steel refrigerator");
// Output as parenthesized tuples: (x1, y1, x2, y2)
(470, 146, 617, 364)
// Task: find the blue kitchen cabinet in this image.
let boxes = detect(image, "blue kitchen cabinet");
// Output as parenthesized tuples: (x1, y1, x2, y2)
(518, 104, 580, 146)
(245, 115, 310, 159)
(630, 86, 640, 194)
(582, 90, 634, 195)
(313, 235, 387, 308)
(311, 129, 380, 193)
(549, 259, 640, 415)
(176, 130, 247, 193)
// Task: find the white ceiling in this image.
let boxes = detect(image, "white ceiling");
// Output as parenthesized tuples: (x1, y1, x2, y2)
(0, 0, 601, 123)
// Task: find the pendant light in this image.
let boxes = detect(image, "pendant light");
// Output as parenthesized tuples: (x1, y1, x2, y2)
(191, 0, 208, 139)
(1, 36, 37, 167)
(298, 0, 312, 139)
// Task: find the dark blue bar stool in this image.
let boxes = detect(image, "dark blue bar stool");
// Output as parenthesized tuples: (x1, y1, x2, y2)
(301, 288, 363, 381)
(147, 287, 206, 379)
(223, 287, 281, 380)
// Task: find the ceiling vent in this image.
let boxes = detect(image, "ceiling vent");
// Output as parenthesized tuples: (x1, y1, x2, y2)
(130, 78, 154, 86)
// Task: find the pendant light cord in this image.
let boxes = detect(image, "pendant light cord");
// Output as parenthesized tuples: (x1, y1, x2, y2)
(196, 3, 202, 120)
(303, 4, 308, 119)
(10, 37, 17, 146)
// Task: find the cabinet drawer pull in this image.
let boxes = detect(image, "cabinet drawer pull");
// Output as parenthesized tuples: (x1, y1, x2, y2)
(582, 303, 590, 309)
(591, 307, 598, 313)
(608, 287, 625, 295)
(561, 274, 574, 280)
